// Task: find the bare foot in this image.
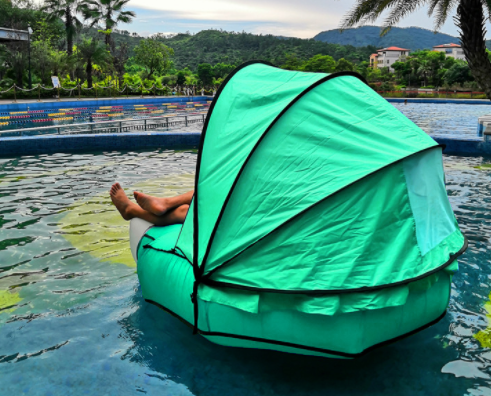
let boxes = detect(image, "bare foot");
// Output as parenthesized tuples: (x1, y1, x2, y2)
(133, 191, 169, 216)
(110, 183, 139, 221)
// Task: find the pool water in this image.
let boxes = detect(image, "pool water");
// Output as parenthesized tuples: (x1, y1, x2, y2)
(1, 150, 491, 395)
(0, 101, 209, 136)
(393, 102, 491, 137)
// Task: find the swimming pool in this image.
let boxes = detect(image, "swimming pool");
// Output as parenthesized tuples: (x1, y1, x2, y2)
(0, 101, 210, 136)
(394, 102, 491, 137)
(0, 150, 490, 395)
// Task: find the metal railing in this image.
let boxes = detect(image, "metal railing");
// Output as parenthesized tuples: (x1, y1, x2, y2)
(0, 113, 206, 137)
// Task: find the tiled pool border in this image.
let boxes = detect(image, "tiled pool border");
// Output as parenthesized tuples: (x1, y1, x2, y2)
(0, 132, 489, 158)
(0, 96, 211, 112)
(0, 132, 201, 157)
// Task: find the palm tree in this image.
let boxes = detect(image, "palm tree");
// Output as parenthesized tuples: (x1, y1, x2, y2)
(81, 0, 136, 46)
(341, 0, 491, 99)
(77, 38, 111, 88)
(41, 0, 83, 56)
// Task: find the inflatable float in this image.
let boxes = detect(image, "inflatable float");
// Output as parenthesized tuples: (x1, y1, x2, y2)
(130, 61, 467, 358)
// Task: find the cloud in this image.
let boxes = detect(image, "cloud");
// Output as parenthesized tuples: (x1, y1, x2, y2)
(125, 0, 466, 38)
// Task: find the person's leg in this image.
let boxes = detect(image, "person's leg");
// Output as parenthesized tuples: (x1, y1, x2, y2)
(133, 190, 194, 217)
(110, 183, 188, 226)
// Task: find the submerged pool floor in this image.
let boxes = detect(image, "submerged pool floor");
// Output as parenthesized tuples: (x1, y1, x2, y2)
(0, 150, 491, 395)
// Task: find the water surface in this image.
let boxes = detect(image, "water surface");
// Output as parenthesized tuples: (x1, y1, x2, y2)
(0, 151, 490, 395)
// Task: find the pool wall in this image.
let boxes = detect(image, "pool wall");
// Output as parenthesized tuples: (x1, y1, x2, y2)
(386, 98, 491, 105)
(0, 132, 489, 158)
(0, 132, 201, 157)
(0, 96, 212, 112)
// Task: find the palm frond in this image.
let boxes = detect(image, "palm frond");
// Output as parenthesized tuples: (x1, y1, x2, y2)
(381, 0, 428, 33)
(432, 0, 459, 29)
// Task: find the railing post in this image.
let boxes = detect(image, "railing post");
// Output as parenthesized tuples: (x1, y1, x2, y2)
(202, 114, 205, 122)
(126, 84, 128, 99)
(78, 84, 81, 100)
(153, 85, 156, 98)
(57, 127, 60, 134)
(90, 123, 93, 133)
(185, 116, 188, 127)
(37, 84, 41, 102)
(119, 121, 122, 133)
(144, 119, 147, 131)
(13, 85, 17, 103)
(95, 84, 98, 100)
(57, 86, 60, 101)
(141, 84, 143, 98)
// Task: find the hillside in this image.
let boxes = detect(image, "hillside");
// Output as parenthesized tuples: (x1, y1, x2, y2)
(153, 30, 376, 70)
(314, 26, 460, 51)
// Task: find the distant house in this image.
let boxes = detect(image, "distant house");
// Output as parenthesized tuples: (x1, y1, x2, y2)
(374, 46, 410, 72)
(432, 43, 465, 60)
(370, 53, 378, 69)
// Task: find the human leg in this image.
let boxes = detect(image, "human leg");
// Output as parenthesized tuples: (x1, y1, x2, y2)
(133, 190, 194, 216)
(110, 183, 189, 225)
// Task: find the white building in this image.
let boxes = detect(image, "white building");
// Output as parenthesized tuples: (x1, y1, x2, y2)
(375, 47, 410, 72)
(432, 43, 465, 60)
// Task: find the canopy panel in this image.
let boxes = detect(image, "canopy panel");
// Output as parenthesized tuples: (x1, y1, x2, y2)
(195, 63, 328, 267)
(205, 149, 464, 292)
(203, 75, 437, 276)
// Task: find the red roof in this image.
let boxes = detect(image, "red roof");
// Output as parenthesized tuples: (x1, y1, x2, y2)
(370, 53, 378, 57)
(377, 46, 410, 52)
(433, 43, 461, 48)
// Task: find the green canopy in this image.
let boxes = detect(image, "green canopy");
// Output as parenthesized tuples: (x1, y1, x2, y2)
(175, 61, 466, 297)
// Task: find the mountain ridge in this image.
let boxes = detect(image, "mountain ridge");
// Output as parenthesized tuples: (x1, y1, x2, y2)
(314, 26, 460, 51)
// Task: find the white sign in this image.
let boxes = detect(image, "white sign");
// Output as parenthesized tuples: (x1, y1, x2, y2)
(51, 76, 60, 88)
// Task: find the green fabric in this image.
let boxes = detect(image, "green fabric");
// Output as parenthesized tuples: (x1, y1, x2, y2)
(175, 198, 194, 261)
(137, 230, 453, 356)
(204, 76, 437, 278)
(195, 64, 328, 266)
(403, 148, 457, 255)
(209, 162, 421, 291)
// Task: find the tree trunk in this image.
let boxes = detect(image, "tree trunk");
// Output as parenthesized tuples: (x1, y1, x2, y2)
(66, 7, 73, 56)
(456, 0, 491, 99)
(86, 60, 93, 88)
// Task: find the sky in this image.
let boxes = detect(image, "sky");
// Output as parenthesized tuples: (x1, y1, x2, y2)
(125, 0, 467, 39)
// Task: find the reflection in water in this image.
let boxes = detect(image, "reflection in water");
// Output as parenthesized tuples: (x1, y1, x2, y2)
(0, 151, 490, 395)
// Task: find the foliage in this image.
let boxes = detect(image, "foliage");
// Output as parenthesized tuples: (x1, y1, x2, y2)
(334, 58, 355, 72)
(81, 0, 136, 45)
(76, 37, 112, 87)
(302, 54, 336, 73)
(197, 63, 214, 85)
(155, 29, 376, 71)
(133, 38, 174, 78)
(444, 61, 474, 86)
(41, 0, 84, 55)
(315, 26, 459, 52)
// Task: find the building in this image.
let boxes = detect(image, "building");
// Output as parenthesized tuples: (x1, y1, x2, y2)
(375, 46, 410, 72)
(432, 43, 465, 60)
(370, 53, 378, 69)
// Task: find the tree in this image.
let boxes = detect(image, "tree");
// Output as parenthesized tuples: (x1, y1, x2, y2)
(341, 0, 491, 99)
(281, 53, 304, 71)
(81, 0, 136, 46)
(41, 0, 83, 56)
(301, 54, 336, 73)
(77, 38, 111, 88)
(176, 71, 186, 85)
(444, 61, 474, 86)
(197, 63, 214, 85)
(133, 38, 174, 78)
(335, 58, 355, 72)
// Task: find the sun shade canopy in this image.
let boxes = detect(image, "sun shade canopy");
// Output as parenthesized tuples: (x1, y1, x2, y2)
(175, 61, 466, 295)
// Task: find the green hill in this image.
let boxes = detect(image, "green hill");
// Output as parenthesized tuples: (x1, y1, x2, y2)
(314, 26, 460, 51)
(147, 30, 376, 70)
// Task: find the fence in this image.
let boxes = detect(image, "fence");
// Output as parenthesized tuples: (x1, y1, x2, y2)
(0, 113, 206, 137)
(0, 82, 217, 102)
(377, 90, 487, 99)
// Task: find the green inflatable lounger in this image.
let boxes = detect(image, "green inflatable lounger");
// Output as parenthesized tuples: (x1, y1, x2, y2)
(129, 61, 467, 359)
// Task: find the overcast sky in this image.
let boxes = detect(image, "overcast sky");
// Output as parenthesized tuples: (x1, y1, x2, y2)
(125, 0, 469, 39)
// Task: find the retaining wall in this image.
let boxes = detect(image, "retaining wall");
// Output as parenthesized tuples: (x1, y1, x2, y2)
(0, 132, 201, 158)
